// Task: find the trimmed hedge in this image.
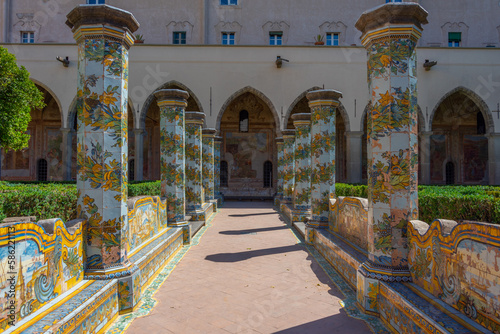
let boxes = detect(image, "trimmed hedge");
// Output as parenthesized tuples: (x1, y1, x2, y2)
(1, 181, 499, 224)
(335, 184, 500, 224)
(0, 182, 77, 222)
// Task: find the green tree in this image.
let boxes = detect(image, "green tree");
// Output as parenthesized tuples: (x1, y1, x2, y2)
(0, 46, 44, 151)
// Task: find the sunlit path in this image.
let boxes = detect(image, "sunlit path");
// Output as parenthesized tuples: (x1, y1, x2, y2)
(124, 202, 373, 334)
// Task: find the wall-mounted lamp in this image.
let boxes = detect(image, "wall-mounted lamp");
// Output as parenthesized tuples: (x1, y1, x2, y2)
(275, 56, 289, 68)
(56, 56, 70, 67)
(423, 59, 437, 71)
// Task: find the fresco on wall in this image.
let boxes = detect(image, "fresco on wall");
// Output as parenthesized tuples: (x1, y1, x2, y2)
(463, 135, 488, 183)
(0, 219, 84, 332)
(225, 132, 267, 178)
(46, 129, 63, 181)
(408, 220, 500, 333)
(430, 134, 446, 182)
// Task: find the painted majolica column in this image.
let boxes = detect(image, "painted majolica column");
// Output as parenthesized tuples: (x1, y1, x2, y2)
(67, 4, 141, 311)
(275, 137, 284, 206)
(67, 4, 138, 274)
(281, 130, 296, 204)
(355, 3, 428, 313)
(292, 113, 312, 222)
(185, 112, 205, 216)
(307, 90, 342, 241)
(214, 136, 223, 205)
(155, 89, 191, 243)
(202, 129, 217, 204)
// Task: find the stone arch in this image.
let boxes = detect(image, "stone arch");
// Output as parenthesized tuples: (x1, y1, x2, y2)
(140, 80, 204, 129)
(30, 78, 63, 126)
(284, 87, 321, 127)
(216, 86, 280, 135)
(430, 86, 493, 134)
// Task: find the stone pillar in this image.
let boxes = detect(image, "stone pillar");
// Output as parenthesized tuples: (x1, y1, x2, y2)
(346, 131, 363, 184)
(489, 133, 500, 185)
(155, 89, 190, 244)
(274, 137, 284, 207)
(420, 131, 432, 185)
(134, 129, 144, 181)
(67, 4, 141, 311)
(60, 127, 72, 181)
(202, 128, 217, 206)
(306, 90, 342, 243)
(214, 135, 223, 206)
(185, 112, 205, 217)
(292, 113, 312, 222)
(281, 129, 296, 205)
(355, 3, 428, 313)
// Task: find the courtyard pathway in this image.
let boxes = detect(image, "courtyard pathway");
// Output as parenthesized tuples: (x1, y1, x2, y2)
(124, 201, 373, 334)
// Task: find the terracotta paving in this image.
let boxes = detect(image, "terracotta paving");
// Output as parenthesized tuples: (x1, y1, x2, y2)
(125, 201, 372, 334)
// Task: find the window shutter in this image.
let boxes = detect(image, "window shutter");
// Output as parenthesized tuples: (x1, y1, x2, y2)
(448, 32, 461, 42)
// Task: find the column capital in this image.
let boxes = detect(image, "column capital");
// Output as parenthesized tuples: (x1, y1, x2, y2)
(355, 3, 428, 47)
(60, 127, 72, 134)
(155, 89, 189, 107)
(292, 113, 311, 127)
(185, 111, 206, 124)
(282, 129, 296, 138)
(133, 128, 144, 135)
(214, 136, 223, 142)
(307, 89, 342, 108)
(346, 131, 364, 138)
(275, 137, 284, 144)
(202, 128, 217, 137)
(66, 5, 139, 48)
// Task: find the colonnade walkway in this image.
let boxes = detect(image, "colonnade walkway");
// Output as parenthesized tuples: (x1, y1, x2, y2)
(118, 202, 385, 334)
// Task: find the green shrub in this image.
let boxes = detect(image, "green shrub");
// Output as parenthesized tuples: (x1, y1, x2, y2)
(0, 180, 163, 222)
(0, 182, 77, 222)
(128, 181, 161, 197)
(1, 181, 499, 225)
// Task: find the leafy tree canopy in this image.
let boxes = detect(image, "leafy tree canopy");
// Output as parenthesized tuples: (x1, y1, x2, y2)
(0, 46, 44, 151)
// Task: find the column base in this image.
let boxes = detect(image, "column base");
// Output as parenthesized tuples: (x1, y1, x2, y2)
(186, 202, 214, 223)
(305, 225, 315, 245)
(292, 208, 311, 223)
(210, 199, 218, 212)
(84, 261, 139, 280)
(307, 218, 329, 229)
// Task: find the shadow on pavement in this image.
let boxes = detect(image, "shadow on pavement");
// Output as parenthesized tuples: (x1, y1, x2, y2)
(272, 311, 371, 334)
(219, 226, 287, 235)
(205, 245, 303, 262)
(228, 212, 277, 217)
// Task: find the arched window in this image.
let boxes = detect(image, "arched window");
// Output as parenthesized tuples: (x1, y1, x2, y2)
(37, 159, 48, 181)
(446, 161, 455, 185)
(263, 161, 272, 188)
(220, 161, 228, 187)
(129, 159, 135, 181)
(477, 112, 486, 135)
(239, 110, 249, 132)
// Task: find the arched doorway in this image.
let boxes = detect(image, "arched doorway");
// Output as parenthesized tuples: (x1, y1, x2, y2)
(430, 88, 490, 185)
(141, 82, 202, 180)
(2, 84, 63, 181)
(218, 88, 277, 198)
(286, 93, 348, 183)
